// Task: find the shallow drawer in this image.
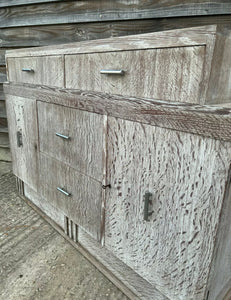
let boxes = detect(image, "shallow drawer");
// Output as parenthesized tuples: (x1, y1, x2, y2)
(65, 46, 205, 104)
(7, 56, 64, 87)
(37, 101, 105, 181)
(39, 153, 102, 241)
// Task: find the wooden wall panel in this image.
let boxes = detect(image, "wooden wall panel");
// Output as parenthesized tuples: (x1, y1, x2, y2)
(0, 1, 230, 28)
(0, 16, 230, 48)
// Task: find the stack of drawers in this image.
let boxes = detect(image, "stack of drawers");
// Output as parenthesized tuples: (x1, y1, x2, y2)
(4, 25, 231, 300)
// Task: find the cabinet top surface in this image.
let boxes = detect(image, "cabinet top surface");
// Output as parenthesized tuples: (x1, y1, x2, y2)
(5, 25, 220, 58)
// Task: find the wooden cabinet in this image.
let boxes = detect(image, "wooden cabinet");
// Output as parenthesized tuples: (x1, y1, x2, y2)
(4, 25, 231, 300)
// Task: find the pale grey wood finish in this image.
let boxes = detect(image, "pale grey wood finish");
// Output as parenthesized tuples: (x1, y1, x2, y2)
(0, 1, 230, 28)
(5, 95, 38, 191)
(24, 183, 64, 229)
(37, 101, 105, 181)
(5, 25, 216, 58)
(78, 228, 168, 300)
(39, 153, 102, 241)
(105, 117, 231, 300)
(4, 83, 231, 143)
(206, 168, 231, 300)
(65, 46, 205, 104)
(7, 55, 64, 87)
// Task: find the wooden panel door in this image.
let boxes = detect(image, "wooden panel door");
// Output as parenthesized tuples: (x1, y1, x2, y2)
(65, 46, 205, 104)
(39, 153, 102, 241)
(5, 95, 38, 191)
(105, 117, 231, 300)
(37, 101, 106, 181)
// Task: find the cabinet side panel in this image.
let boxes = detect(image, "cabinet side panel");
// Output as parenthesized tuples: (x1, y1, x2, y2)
(5, 94, 38, 191)
(105, 117, 231, 299)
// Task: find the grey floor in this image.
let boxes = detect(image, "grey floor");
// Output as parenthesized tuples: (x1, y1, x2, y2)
(0, 162, 128, 300)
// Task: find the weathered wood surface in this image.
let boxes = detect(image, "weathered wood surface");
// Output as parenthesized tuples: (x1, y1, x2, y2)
(37, 101, 105, 181)
(5, 25, 216, 58)
(24, 182, 64, 229)
(206, 167, 231, 300)
(0, 1, 230, 28)
(205, 30, 231, 104)
(0, 16, 230, 48)
(0, 0, 63, 7)
(105, 117, 231, 299)
(5, 94, 38, 191)
(39, 153, 102, 241)
(7, 56, 64, 87)
(78, 228, 167, 300)
(22, 194, 149, 300)
(65, 46, 205, 104)
(4, 83, 231, 142)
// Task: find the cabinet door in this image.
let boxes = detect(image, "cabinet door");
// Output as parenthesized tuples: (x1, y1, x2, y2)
(5, 95, 38, 191)
(105, 117, 231, 300)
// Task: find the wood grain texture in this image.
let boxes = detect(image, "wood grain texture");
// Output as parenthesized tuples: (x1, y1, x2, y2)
(7, 55, 64, 87)
(39, 153, 102, 241)
(78, 227, 168, 300)
(0, 0, 63, 7)
(5, 25, 216, 58)
(24, 182, 64, 229)
(206, 167, 231, 300)
(65, 46, 205, 104)
(22, 194, 149, 300)
(0, 16, 230, 48)
(0, 1, 230, 28)
(105, 117, 231, 300)
(37, 101, 105, 181)
(4, 83, 231, 142)
(5, 94, 38, 191)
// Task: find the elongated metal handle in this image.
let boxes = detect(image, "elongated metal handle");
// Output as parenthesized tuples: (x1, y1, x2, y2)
(22, 68, 34, 72)
(57, 187, 71, 196)
(55, 132, 70, 140)
(100, 69, 125, 75)
(143, 192, 153, 221)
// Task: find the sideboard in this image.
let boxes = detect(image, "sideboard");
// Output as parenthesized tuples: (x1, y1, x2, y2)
(4, 25, 231, 300)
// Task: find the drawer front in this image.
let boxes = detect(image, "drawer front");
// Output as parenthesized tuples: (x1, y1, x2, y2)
(39, 153, 102, 241)
(37, 102, 105, 181)
(105, 117, 231, 299)
(7, 56, 64, 87)
(65, 46, 205, 104)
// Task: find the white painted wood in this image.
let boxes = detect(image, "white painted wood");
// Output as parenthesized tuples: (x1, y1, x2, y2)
(105, 117, 231, 300)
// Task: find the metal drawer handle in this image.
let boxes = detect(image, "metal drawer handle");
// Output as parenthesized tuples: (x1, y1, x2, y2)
(143, 192, 153, 221)
(55, 132, 70, 140)
(100, 69, 125, 75)
(22, 68, 34, 72)
(57, 187, 71, 197)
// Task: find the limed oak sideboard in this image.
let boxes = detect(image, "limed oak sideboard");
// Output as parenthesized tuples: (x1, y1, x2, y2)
(4, 25, 231, 300)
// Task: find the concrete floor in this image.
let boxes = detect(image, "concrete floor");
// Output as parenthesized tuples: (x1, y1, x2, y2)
(0, 162, 128, 300)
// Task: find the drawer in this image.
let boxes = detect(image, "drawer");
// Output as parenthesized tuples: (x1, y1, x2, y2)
(65, 46, 205, 104)
(37, 101, 105, 181)
(39, 153, 102, 241)
(7, 55, 64, 87)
